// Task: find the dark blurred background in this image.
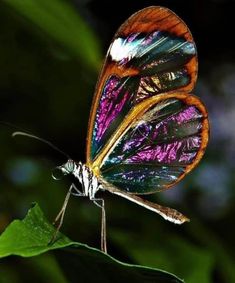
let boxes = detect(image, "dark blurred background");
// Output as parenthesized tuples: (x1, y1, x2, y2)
(0, 0, 235, 282)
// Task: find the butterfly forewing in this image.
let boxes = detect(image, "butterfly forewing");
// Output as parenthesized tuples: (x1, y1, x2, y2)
(96, 93, 208, 194)
(87, 6, 198, 163)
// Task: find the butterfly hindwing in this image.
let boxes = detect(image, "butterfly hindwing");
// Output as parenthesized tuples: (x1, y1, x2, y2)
(93, 93, 209, 194)
(87, 6, 198, 163)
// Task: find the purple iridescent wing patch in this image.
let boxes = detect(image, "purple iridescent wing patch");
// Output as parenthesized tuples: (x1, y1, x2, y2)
(91, 75, 138, 158)
(89, 10, 197, 161)
(100, 96, 207, 194)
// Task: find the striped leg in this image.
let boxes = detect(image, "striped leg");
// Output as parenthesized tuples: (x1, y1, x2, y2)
(92, 198, 107, 253)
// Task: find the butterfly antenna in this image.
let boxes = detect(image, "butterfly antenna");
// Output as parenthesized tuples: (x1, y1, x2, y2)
(12, 131, 70, 159)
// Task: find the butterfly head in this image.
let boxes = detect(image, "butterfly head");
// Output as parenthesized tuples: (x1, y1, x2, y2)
(52, 159, 76, 180)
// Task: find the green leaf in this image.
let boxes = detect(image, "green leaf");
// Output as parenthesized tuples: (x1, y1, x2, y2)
(0, 203, 184, 283)
(2, 0, 101, 70)
(0, 203, 72, 257)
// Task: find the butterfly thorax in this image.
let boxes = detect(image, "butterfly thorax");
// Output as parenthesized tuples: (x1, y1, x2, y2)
(58, 159, 101, 200)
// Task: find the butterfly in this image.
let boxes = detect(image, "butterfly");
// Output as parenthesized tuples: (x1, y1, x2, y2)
(48, 6, 209, 253)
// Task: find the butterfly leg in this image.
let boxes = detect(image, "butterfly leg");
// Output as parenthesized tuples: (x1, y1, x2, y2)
(50, 183, 83, 244)
(92, 198, 107, 254)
